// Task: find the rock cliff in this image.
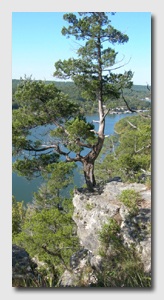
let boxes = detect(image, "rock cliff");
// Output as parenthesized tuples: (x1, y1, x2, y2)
(59, 178, 151, 287)
(12, 178, 151, 287)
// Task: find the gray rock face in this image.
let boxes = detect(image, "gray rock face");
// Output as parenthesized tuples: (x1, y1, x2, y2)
(58, 248, 99, 287)
(73, 193, 120, 252)
(72, 180, 151, 274)
(59, 180, 151, 287)
(12, 244, 37, 280)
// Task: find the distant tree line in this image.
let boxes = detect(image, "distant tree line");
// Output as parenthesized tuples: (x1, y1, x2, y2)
(12, 79, 151, 113)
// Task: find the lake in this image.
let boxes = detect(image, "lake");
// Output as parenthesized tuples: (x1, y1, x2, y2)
(12, 112, 136, 205)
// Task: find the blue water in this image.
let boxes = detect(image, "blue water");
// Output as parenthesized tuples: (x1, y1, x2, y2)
(12, 113, 135, 204)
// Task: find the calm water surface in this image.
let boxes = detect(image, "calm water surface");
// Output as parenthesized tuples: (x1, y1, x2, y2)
(12, 113, 135, 204)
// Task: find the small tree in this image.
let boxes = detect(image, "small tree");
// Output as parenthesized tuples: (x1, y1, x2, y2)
(12, 12, 133, 188)
(13, 204, 80, 274)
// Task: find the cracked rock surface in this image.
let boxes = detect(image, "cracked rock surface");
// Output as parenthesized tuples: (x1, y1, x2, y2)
(72, 179, 151, 273)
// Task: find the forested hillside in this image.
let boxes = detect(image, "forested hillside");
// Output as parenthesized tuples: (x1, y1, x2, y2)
(12, 79, 151, 112)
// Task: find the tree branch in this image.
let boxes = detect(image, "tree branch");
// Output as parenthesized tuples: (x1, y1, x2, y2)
(76, 139, 93, 149)
(135, 144, 151, 153)
(92, 120, 100, 124)
(103, 56, 131, 73)
(102, 108, 110, 121)
(90, 129, 99, 136)
(42, 245, 71, 272)
(55, 144, 83, 162)
(126, 120, 140, 130)
(120, 89, 151, 119)
(24, 144, 57, 152)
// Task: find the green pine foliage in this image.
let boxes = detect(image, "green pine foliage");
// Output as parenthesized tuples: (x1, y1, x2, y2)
(13, 204, 80, 277)
(54, 13, 133, 103)
(32, 161, 76, 210)
(12, 76, 99, 187)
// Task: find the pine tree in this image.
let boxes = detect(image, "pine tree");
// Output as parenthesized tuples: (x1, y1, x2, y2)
(54, 12, 133, 187)
(12, 13, 133, 188)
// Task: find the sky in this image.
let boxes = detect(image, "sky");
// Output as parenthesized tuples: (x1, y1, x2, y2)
(12, 12, 151, 86)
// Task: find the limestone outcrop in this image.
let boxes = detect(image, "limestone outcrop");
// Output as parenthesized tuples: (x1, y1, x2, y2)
(59, 178, 151, 286)
(12, 178, 151, 287)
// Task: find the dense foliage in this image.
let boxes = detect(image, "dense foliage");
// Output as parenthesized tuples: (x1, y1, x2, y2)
(95, 114, 151, 183)
(13, 202, 80, 277)
(13, 166, 80, 284)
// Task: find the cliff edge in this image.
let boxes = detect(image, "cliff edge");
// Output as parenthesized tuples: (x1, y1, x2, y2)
(59, 178, 151, 287)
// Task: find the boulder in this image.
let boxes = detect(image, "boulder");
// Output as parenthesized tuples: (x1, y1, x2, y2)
(12, 244, 37, 281)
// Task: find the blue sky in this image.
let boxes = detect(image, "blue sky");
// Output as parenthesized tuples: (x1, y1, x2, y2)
(12, 12, 151, 85)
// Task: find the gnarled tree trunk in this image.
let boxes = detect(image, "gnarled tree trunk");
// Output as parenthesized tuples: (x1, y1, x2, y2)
(82, 159, 96, 188)
(82, 135, 105, 188)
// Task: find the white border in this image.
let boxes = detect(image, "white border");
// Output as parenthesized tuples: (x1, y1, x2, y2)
(0, 1, 163, 299)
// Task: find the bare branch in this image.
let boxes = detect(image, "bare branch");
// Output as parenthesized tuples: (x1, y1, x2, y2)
(126, 120, 140, 130)
(102, 55, 125, 70)
(120, 89, 151, 119)
(90, 129, 99, 136)
(135, 144, 151, 153)
(114, 130, 121, 135)
(24, 144, 57, 152)
(103, 57, 131, 72)
(92, 120, 100, 124)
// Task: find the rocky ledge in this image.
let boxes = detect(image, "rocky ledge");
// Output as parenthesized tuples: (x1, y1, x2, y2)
(59, 178, 151, 287)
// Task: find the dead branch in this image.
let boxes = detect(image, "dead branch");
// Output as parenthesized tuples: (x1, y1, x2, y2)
(126, 120, 140, 130)
(120, 88, 151, 119)
(135, 144, 151, 153)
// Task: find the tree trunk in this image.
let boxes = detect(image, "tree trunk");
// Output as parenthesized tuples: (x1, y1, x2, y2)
(83, 159, 96, 188)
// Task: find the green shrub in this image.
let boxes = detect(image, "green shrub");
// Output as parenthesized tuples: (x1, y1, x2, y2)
(94, 218, 151, 287)
(119, 189, 141, 218)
